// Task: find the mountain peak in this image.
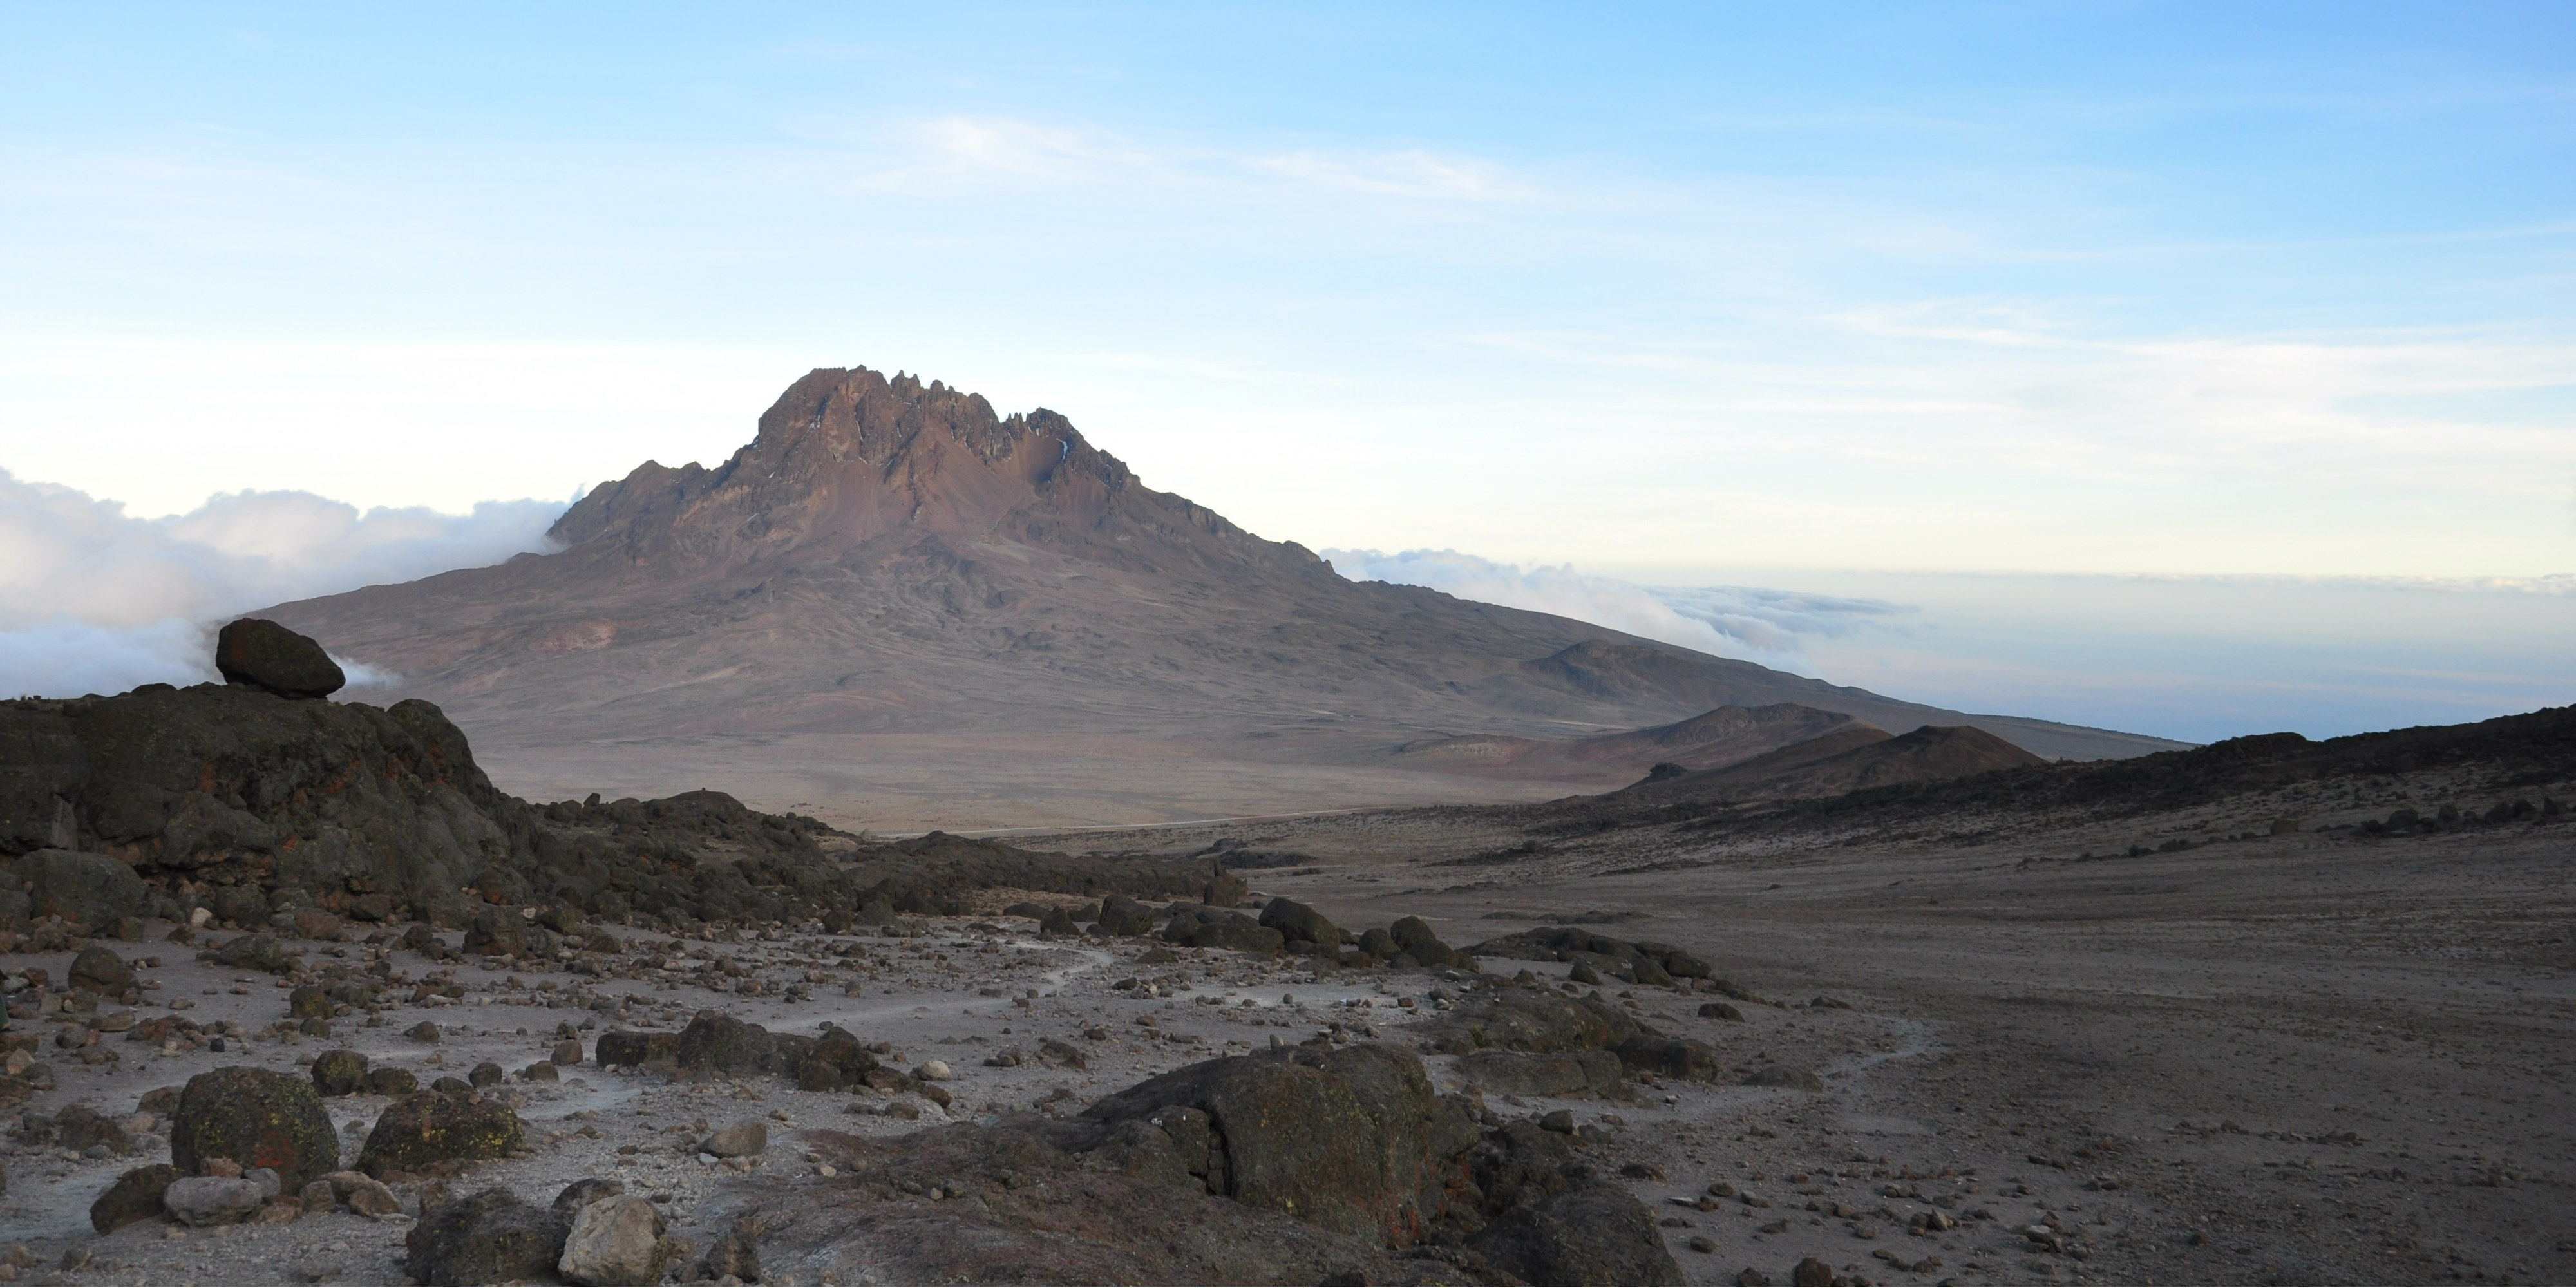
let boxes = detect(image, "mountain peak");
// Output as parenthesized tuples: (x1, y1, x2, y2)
(545, 365, 1260, 573)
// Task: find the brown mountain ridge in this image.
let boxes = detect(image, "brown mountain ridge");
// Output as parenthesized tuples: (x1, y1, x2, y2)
(265, 366, 2184, 828)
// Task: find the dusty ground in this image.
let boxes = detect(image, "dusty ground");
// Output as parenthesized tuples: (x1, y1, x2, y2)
(6, 761, 2568, 1285)
(1010, 768, 2576, 1286)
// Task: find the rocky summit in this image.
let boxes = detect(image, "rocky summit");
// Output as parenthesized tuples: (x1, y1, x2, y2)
(257, 366, 2181, 827)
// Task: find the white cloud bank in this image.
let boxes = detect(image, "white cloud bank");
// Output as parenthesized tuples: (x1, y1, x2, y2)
(0, 470, 566, 698)
(1320, 547, 1903, 672)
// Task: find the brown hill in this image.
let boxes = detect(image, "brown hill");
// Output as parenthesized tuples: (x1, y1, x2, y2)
(1388, 703, 1871, 782)
(1614, 723, 2045, 804)
(264, 366, 2182, 828)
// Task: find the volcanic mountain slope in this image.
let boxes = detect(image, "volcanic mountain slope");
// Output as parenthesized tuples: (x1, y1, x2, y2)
(267, 366, 2181, 827)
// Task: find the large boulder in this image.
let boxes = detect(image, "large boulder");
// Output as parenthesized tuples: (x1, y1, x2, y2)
(12, 849, 149, 928)
(1465, 1179, 1685, 1285)
(1077, 1044, 1464, 1244)
(68, 945, 137, 996)
(1095, 893, 1155, 936)
(1162, 907, 1285, 955)
(310, 1049, 370, 1097)
(214, 618, 345, 700)
(674, 1012, 783, 1075)
(1457, 1048, 1625, 1097)
(170, 1066, 339, 1191)
(1258, 898, 1345, 951)
(357, 1090, 526, 1177)
(1614, 1034, 1723, 1082)
(558, 1193, 668, 1285)
(404, 1187, 572, 1285)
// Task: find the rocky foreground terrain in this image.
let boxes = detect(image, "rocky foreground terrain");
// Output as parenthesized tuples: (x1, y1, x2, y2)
(4, 621, 2569, 1285)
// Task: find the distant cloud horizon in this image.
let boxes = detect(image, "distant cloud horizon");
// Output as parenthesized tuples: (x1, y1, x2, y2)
(0, 469, 564, 697)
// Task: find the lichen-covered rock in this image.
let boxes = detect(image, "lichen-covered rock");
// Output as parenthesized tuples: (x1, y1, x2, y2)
(310, 1049, 369, 1097)
(215, 618, 346, 699)
(11, 849, 149, 928)
(171, 1066, 339, 1191)
(404, 1187, 571, 1285)
(91, 1163, 180, 1233)
(357, 1090, 525, 1177)
(358, 1066, 419, 1097)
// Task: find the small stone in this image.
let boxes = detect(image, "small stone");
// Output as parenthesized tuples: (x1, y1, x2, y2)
(469, 1061, 504, 1088)
(406, 1021, 442, 1045)
(914, 1059, 951, 1081)
(1791, 1255, 1835, 1286)
(551, 1039, 584, 1067)
(1696, 1001, 1746, 1022)
(1688, 1235, 1717, 1253)
(1539, 1110, 1576, 1133)
(698, 1120, 766, 1159)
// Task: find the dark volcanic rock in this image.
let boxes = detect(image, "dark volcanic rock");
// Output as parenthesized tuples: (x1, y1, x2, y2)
(91, 1162, 182, 1233)
(594, 1030, 677, 1069)
(1258, 897, 1345, 951)
(742, 1119, 1459, 1286)
(12, 849, 149, 928)
(170, 1066, 339, 1191)
(1162, 907, 1286, 955)
(1426, 987, 1645, 1056)
(1744, 1065, 1824, 1092)
(1095, 893, 1154, 936)
(404, 1187, 571, 1285)
(1458, 1048, 1626, 1097)
(675, 1012, 782, 1075)
(68, 944, 136, 996)
(215, 618, 346, 700)
(358, 1090, 526, 1177)
(1465, 1178, 1684, 1285)
(310, 1049, 370, 1097)
(1614, 1034, 1723, 1082)
(1076, 1043, 1459, 1244)
(213, 933, 294, 974)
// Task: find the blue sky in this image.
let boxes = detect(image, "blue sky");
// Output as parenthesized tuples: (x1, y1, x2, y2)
(2, 3, 2572, 735)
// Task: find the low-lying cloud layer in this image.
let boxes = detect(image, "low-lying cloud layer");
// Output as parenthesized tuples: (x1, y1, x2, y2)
(0, 470, 565, 697)
(1321, 547, 1902, 670)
